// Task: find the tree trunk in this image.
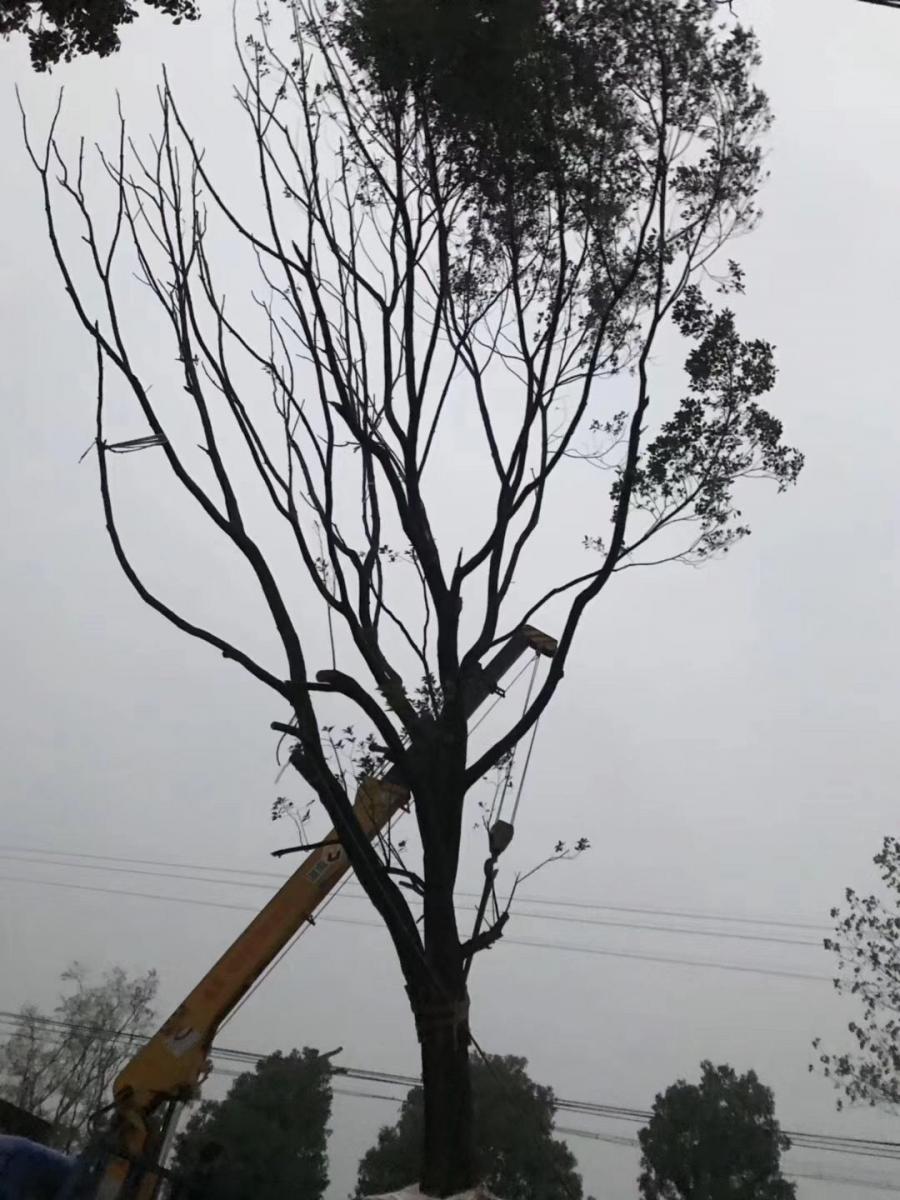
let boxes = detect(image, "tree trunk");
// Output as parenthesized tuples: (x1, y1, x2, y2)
(406, 751, 476, 1197)
(415, 982, 475, 1197)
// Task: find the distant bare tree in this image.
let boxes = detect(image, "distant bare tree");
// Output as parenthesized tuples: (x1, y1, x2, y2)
(0, 963, 158, 1150)
(24, 1, 801, 1191)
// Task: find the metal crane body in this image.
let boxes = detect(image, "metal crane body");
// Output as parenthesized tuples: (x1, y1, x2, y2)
(96, 775, 408, 1200)
(1, 627, 555, 1200)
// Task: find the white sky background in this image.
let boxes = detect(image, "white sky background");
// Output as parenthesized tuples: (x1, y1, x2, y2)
(2, 0, 900, 1197)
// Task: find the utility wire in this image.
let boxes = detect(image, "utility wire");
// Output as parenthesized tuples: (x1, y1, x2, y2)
(0, 837, 851, 1178)
(5, 1024, 900, 1188)
(2, 1011, 896, 1163)
(5, 1019, 898, 1177)
(8, 1012, 896, 1188)
(0, 873, 832, 984)
(6, 1016, 900, 1199)
(0, 844, 835, 926)
(0, 847, 290, 880)
(0, 854, 824, 948)
(786, 1170, 900, 1193)
(208, 1055, 900, 1191)
(0, 849, 835, 940)
(555, 1121, 900, 1193)
(168, 1066, 900, 1189)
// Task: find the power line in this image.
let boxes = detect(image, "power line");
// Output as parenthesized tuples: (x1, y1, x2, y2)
(553, 1123, 900, 1190)
(788, 1170, 900, 1193)
(563, 1122, 900, 1193)
(6, 1027, 900, 1191)
(331, 1084, 404, 1105)
(494, 912, 819, 949)
(199, 1057, 900, 1176)
(304, 1068, 900, 1160)
(0, 853, 825, 950)
(0, 873, 832, 984)
(556, 1125, 639, 1149)
(170, 1053, 900, 1160)
(8, 1013, 894, 1192)
(0, 844, 832, 933)
(0, 846, 287, 880)
(2, 1010, 897, 1164)
(500, 936, 829, 983)
(200, 1068, 900, 1187)
(0, 843, 852, 1173)
(6, 1019, 900, 1193)
(0, 853, 287, 891)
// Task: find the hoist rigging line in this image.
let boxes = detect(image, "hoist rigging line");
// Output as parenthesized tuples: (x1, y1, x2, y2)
(217, 867, 356, 1034)
(510, 695, 542, 825)
(486, 764, 508, 830)
(469, 655, 536, 737)
(480, 655, 538, 828)
(469, 652, 544, 979)
(73, 625, 558, 1200)
(493, 652, 541, 827)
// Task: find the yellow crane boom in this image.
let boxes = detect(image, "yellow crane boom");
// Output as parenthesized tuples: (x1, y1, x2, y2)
(94, 626, 556, 1199)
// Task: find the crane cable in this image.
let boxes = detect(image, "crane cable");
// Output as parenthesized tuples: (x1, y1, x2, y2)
(493, 652, 541, 827)
(218, 868, 356, 1034)
(467, 653, 545, 973)
(509, 688, 543, 825)
(226, 653, 546, 1029)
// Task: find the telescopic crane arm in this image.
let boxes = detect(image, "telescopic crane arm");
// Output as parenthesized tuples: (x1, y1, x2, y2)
(95, 626, 556, 1199)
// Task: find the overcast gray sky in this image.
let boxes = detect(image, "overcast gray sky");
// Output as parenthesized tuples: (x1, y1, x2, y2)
(2, 0, 900, 1196)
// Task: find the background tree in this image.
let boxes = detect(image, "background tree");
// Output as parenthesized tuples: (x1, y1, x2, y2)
(813, 835, 900, 1109)
(0, 0, 199, 71)
(638, 1061, 795, 1200)
(24, 0, 801, 1191)
(0, 962, 158, 1151)
(357, 1054, 581, 1200)
(171, 1048, 332, 1200)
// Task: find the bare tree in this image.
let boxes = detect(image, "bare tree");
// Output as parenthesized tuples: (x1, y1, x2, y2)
(23, 0, 802, 1191)
(0, 963, 158, 1151)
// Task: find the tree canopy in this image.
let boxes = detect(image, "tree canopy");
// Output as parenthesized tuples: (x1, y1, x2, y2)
(0, 0, 198, 71)
(638, 1061, 795, 1200)
(0, 962, 157, 1151)
(25, 0, 801, 1191)
(814, 835, 900, 1109)
(172, 1048, 332, 1200)
(356, 1054, 582, 1200)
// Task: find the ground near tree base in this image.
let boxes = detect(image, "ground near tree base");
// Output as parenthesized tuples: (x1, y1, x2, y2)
(368, 1185, 500, 1200)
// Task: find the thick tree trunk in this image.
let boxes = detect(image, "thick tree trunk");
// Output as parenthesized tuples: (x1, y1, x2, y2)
(404, 741, 476, 1197)
(415, 982, 475, 1197)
